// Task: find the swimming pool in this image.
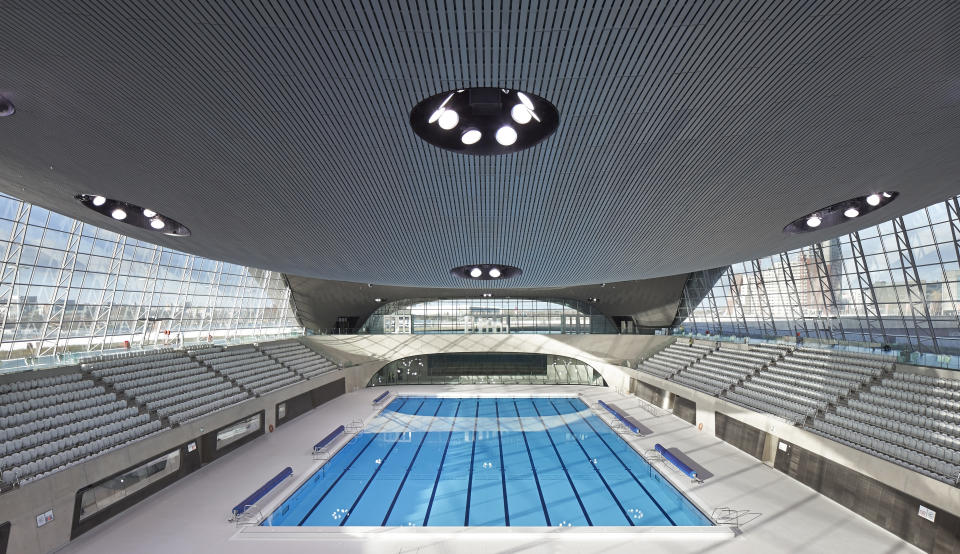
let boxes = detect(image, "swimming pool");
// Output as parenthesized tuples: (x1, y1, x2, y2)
(263, 396, 711, 527)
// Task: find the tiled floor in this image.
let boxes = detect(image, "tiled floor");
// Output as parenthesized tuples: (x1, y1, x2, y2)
(61, 385, 921, 554)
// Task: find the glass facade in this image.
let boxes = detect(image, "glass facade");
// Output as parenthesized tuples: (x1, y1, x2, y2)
(0, 193, 301, 364)
(678, 195, 960, 357)
(366, 353, 605, 386)
(361, 298, 618, 334)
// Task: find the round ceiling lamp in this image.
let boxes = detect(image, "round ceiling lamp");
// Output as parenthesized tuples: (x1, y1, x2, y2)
(0, 96, 14, 117)
(461, 128, 482, 145)
(511, 104, 532, 124)
(410, 87, 559, 155)
(495, 125, 518, 146)
(451, 264, 522, 281)
(75, 194, 191, 236)
(784, 192, 898, 234)
(437, 109, 459, 130)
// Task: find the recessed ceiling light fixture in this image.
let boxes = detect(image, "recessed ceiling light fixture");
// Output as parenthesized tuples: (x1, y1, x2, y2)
(451, 264, 522, 281)
(461, 128, 482, 145)
(0, 96, 14, 117)
(410, 87, 559, 155)
(495, 125, 518, 146)
(75, 194, 190, 236)
(784, 192, 898, 234)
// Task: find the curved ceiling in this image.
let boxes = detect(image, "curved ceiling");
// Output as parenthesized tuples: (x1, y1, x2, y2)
(0, 1, 958, 288)
(286, 273, 689, 331)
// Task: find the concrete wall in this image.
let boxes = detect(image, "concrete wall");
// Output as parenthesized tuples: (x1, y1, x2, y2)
(302, 333, 675, 391)
(0, 368, 346, 554)
(624, 367, 960, 518)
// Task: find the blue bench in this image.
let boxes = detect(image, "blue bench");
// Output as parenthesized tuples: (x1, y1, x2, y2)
(231, 466, 293, 518)
(655, 443, 699, 480)
(373, 390, 390, 404)
(313, 425, 345, 453)
(597, 399, 641, 434)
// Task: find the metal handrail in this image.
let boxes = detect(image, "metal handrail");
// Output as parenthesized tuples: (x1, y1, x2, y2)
(711, 506, 748, 527)
(232, 504, 263, 526)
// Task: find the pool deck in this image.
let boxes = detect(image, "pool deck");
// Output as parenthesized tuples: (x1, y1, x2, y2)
(61, 385, 922, 554)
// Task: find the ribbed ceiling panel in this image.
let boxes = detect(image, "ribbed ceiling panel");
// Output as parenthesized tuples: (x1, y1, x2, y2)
(0, 1, 957, 287)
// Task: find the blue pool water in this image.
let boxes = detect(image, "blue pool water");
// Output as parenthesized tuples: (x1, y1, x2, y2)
(263, 397, 711, 527)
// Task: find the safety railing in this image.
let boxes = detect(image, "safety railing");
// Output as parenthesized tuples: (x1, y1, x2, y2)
(345, 417, 364, 435)
(711, 507, 748, 526)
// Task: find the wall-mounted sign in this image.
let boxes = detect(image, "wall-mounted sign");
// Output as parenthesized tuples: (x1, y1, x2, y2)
(778, 441, 788, 452)
(187, 441, 197, 453)
(35, 509, 54, 527)
(918, 505, 936, 522)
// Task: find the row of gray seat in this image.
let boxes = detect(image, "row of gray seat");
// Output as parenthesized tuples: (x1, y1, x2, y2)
(790, 349, 889, 374)
(202, 345, 305, 396)
(736, 379, 829, 411)
(0, 392, 118, 430)
(811, 420, 959, 484)
(102, 360, 201, 387)
(636, 359, 677, 379)
(125, 370, 213, 399)
(0, 372, 83, 394)
(0, 406, 141, 457)
(846, 398, 960, 437)
(0, 377, 90, 404)
(156, 386, 248, 418)
(2, 419, 163, 487)
(878, 377, 960, 401)
(0, 382, 103, 416)
(85, 351, 182, 375)
(725, 389, 812, 421)
(247, 374, 303, 396)
(0, 414, 157, 484)
(0, 393, 127, 441)
(835, 406, 960, 451)
(893, 372, 960, 390)
(671, 372, 727, 396)
(168, 393, 250, 424)
(869, 386, 960, 411)
(858, 392, 960, 426)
